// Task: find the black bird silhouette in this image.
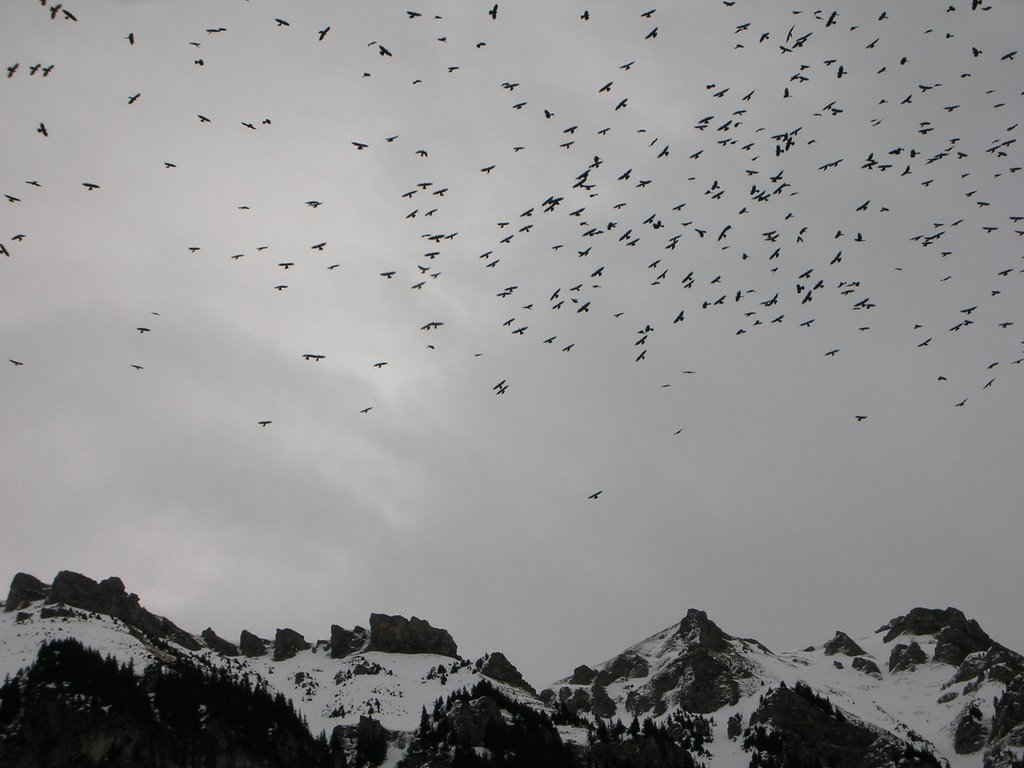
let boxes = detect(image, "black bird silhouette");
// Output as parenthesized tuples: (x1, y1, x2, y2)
(318, 27, 330, 41)
(588, 490, 603, 499)
(488, 4, 498, 20)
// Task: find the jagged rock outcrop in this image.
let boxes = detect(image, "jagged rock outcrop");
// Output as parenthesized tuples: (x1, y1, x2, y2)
(880, 607, 993, 666)
(201, 628, 240, 656)
(364, 613, 458, 657)
(889, 640, 928, 673)
(3, 572, 49, 611)
(11, 570, 202, 651)
(953, 644, 1024, 687)
(475, 651, 535, 694)
(952, 699, 989, 754)
(569, 664, 597, 685)
(824, 630, 867, 657)
(852, 656, 883, 678)
(239, 629, 271, 658)
(595, 651, 650, 686)
(985, 673, 1024, 768)
(330, 624, 367, 659)
(273, 628, 311, 661)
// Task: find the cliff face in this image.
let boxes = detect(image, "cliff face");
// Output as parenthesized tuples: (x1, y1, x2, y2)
(5, 570, 201, 651)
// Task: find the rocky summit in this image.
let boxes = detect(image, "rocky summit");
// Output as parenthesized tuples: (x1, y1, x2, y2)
(2, 571, 1023, 768)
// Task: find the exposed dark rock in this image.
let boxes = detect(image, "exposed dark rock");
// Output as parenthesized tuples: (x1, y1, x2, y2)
(636, 648, 746, 716)
(674, 608, 732, 652)
(880, 607, 962, 641)
(824, 631, 867, 657)
(42, 571, 201, 650)
(569, 664, 597, 685)
(834, 660, 844, 669)
(201, 627, 240, 656)
(364, 613, 458, 657)
(330, 624, 367, 659)
(4, 572, 49, 612)
(986, 673, 1024, 767)
(953, 644, 1024, 687)
(889, 641, 928, 673)
(880, 607, 992, 667)
(273, 628, 311, 661)
(476, 651, 535, 694)
(852, 656, 883, 678)
(15, 611, 31, 623)
(935, 621, 994, 666)
(239, 629, 271, 658)
(594, 651, 650, 687)
(952, 699, 988, 754)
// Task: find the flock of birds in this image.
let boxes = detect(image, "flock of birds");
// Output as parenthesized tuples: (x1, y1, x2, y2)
(3, 1, 1022, 501)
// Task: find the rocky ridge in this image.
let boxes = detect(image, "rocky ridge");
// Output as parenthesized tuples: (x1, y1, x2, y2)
(2, 571, 1024, 768)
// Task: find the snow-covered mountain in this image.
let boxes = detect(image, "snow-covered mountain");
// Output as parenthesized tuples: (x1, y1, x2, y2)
(2, 570, 1022, 768)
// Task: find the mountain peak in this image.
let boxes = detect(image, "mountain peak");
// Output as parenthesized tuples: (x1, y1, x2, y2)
(673, 608, 733, 652)
(878, 606, 993, 666)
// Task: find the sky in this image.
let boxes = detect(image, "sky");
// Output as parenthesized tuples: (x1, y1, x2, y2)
(2, 0, 1022, 688)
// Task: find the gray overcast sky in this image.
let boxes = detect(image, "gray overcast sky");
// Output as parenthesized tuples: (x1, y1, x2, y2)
(2, 0, 1022, 687)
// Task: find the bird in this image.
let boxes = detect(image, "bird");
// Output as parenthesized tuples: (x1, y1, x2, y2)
(37, 123, 48, 137)
(318, 27, 330, 41)
(488, 4, 498, 20)
(9, 359, 24, 366)
(274, 18, 290, 27)
(257, 420, 272, 427)
(588, 490, 603, 499)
